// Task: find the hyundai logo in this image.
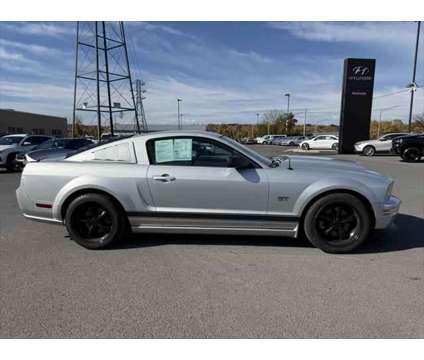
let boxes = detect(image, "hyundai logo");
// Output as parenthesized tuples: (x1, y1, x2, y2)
(352, 66, 370, 76)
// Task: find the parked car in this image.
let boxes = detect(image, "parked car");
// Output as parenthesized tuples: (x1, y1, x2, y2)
(260, 135, 286, 145)
(392, 133, 424, 162)
(271, 136, 287, 145)
(300, 135, 339, 150)
(17, 130, 400, 254)
(239, 137, 256, 144)
(0, 134, 52, 171)
(279, 136, 307, 146)
(16, 138, 95, 168)
(354, 133, 409, 156)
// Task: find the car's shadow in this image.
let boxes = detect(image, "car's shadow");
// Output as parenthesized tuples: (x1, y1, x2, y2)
(107, 213, 424, 254)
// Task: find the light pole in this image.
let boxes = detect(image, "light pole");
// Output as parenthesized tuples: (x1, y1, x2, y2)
(408, 21, 421, 133)
(303, 109, 307, 137)
(284, 93, 290, 114)
(177, 98, 182, 129)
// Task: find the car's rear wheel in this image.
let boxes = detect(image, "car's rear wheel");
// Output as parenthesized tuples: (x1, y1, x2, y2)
(303, 193, 371, 253)
(332, 143, 339, 151)
(363, 145, 376, 156)
(65, 193, 127, 249)
(401, 147, 422, 162)
(301, 143, 310, 150)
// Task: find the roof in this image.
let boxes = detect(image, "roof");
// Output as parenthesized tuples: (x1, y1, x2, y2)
(135, 130, 222, 139)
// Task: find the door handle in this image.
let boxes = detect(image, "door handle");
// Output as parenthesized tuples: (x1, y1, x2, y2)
(152, 174, 176, 182)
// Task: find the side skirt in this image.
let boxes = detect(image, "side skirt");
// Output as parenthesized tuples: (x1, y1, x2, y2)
(128, 213, 300, 238)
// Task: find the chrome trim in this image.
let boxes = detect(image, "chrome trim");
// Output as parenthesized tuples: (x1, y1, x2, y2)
(131, 224, 298, 237)
(23, 213, 63, 225)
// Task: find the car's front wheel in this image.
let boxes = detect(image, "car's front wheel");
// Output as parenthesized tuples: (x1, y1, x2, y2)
(65, 193, 127, 249)
(401, 147, 422, 162)
(301, 143, 310, 150)
(303, 193, 372, 253)
(362, 145, 376, 156)
(6, 153, 20, 172)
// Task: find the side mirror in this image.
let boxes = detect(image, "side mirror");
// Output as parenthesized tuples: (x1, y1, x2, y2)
(231, 155, 252, 169)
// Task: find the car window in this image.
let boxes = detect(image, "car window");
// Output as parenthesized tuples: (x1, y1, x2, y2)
(93, 142, 132, 162)
(34, 139, 54, 150)
(24, 136, 50, 146)
(0, 136, 24, 145)
(147, 137, 248, 168)
(64, 139, 92, 150)
(315, 136, 325, 141)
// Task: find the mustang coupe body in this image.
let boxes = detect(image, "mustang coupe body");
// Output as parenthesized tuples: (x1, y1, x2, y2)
(16, 131, 400, 253)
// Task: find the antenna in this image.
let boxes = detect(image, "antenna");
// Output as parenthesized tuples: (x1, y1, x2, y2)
(135, 79, 148, 132)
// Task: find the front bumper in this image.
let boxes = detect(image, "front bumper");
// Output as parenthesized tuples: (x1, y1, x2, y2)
(354, 144, 365, 153)
(375, 195, 401, 229)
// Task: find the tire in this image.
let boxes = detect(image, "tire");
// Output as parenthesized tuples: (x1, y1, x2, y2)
(65, 193, 127, 249)
(362, 145, 376, 157)
(332, 143, 339, 151)
(303, 193, 371, 253)
(6, 153, 20, 172)
(301, 143, 310, 150)
(289, 142, 295, 146)
(401, 147, 422, 162)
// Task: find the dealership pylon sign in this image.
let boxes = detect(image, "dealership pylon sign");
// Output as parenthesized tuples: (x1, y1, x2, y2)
(339, 58, 376, 153)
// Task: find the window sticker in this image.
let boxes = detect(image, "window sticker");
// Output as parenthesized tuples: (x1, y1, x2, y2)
(173, 138, 192, 161)
(155, 139, 174, 163)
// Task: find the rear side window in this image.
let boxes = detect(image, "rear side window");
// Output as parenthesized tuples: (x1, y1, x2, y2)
(93, 142, 132, 162)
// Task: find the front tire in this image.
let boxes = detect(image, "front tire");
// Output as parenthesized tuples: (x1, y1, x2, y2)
(303, 193, 371, 253)
(301, 143, 310, 150)
(362, 145, 376, 156)
(401, 147, 422, 162)
(65, 193, 127, 249)
(6, 153, 20, 172)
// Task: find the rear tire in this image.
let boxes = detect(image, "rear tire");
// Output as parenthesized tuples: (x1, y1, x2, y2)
(301, 143, 310, 150)
(65, 193, 127, 249)
(303, 193, 371, 253)
(332, 143, 339, 151)
(401, 147, 422, 162)
(362, 145, 376, 157)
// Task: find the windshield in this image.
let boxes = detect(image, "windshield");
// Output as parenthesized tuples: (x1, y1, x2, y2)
(0, 136, 24, 145)
(222, 136, 272, 166)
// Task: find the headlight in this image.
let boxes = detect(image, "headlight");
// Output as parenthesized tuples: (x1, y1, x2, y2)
(385, 182, 394, 201)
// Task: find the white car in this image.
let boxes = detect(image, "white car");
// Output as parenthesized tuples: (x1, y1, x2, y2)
(0, 134, 52, 171)
(354, 133, 409, 156)
(300, 135, 339, 151)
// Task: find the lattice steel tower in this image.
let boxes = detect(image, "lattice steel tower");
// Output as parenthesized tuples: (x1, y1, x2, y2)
(135, 79, 148, 132)
(72, 21, 140, 139)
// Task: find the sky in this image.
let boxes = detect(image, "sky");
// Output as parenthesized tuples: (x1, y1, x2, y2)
(0, 21, 423, 127)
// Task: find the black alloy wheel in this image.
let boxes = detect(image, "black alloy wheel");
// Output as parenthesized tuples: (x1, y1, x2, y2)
(302, 143, 310, 150)
(65, 193, 127, 249)
(303, 193, 371, 253)
(315, 203, 359, 243)
(72, 202, 113, 239)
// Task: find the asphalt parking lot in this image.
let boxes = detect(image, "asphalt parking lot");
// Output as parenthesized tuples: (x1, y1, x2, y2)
(1, 146, 423, 338)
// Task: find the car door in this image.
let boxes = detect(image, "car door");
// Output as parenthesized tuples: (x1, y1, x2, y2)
(311, 136, 325, 149)
(146, 136, 269, 217)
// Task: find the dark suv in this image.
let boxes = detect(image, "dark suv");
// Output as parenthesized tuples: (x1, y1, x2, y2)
(392, 133, 424, 162)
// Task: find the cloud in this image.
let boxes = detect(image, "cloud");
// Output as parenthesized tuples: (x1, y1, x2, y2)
(0, 38, 68, 57)
(0, 22, 73, 37)
(268, 22, 417, 47)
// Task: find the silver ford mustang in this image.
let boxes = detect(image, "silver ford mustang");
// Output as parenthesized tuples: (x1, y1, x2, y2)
(16, 130, 400, 253)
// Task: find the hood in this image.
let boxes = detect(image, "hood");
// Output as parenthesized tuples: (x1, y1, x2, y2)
(274, 155, 386, 179)
(0, 144, 16, 152)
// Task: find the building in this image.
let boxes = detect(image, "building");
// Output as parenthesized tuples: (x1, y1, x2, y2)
(0, 109, 67, 137)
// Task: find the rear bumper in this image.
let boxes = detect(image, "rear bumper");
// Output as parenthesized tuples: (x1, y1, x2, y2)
(375, 195, 401, 229)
